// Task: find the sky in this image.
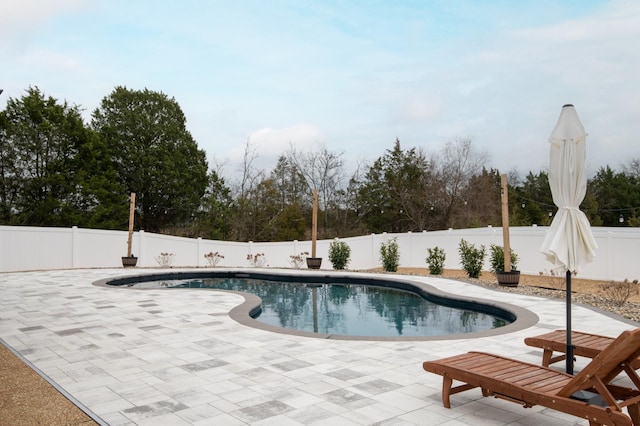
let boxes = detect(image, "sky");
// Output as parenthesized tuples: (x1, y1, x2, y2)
(2, 0, 639, 183)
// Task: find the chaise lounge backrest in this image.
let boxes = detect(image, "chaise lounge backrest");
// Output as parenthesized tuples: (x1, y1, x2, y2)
(560, 328, 640, 398)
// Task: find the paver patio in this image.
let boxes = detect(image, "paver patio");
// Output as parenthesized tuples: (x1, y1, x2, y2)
(1, 268, 638, 425)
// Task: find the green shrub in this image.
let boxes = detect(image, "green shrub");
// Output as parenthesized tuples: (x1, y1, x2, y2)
(426, 246, 446, 275)
(380, 238, 400, 272)
(458, 239, 486, 279)
(328, 239, 351, 270)
(489, 244, 519, 273)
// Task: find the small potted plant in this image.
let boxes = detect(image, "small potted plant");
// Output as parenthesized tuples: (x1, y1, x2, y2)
(122, 254, 138, 267)
(306, 256, 322, 269)
(489, 244, 520, 286)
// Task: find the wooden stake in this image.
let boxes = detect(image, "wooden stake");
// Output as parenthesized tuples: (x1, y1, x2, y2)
(501, 175, 511, 271)
(311, 189, 318, 258)
(127, 192, 136, 257)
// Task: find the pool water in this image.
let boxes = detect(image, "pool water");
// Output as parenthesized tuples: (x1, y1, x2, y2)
(135, 277, 509, 337)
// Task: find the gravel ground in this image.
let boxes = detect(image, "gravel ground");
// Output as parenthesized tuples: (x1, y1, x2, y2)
(461, 276, 640, 323)
(1, 270, 638, 425)
(0, 343, 97, 426)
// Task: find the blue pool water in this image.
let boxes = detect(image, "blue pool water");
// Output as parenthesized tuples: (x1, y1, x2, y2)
(131, 277, 509, 337)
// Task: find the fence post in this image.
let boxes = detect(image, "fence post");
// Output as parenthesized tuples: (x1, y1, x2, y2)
(370, 233, 376, 269)
(138, 230, 145, 267)
(607, 231, 613, 280)
(72, 226, 78, 268)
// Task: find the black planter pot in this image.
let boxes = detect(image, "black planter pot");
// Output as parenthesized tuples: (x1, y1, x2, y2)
(306, 257, 322, 269)
(122, 256, 138, 267)
(496, 270, 520, 286)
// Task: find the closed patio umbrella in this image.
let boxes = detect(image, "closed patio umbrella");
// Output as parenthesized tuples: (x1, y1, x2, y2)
(540, 104, 598, 374)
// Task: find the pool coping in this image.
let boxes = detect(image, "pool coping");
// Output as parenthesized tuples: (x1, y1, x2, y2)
(93, 268, 539, 341)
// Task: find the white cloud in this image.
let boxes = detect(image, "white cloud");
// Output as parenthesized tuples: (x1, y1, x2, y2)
(515, 0, 640, 43)
(19, 50, 80, 71)
(224, 124, 325, 176)
(0, 0, 90, 38)
(403, 98, 440, 122)
(249, 124, 323, 153)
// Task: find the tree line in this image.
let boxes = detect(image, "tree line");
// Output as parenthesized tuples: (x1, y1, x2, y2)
(1, 86, 638, 242)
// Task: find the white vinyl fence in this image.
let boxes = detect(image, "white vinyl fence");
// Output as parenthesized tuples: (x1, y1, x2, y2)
(1, 225, 639, 281)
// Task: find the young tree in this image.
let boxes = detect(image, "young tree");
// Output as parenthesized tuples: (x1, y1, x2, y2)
(358, 139, 436, 233)
(433, 137, 488, 229)
(247, 177, 281, 241)
(193, 170, 233, 240)
(385, 140, 436, 231)
(459, 168, 501, 228)
(270, 155, 308, 209)
(91, 86, 208, 232)
(272, 203, 306, 241)
(287, 143, 345, 237)
(237, 136, 261, 201)
(358, 154, 395, 233)
(335, 160, 370, 237)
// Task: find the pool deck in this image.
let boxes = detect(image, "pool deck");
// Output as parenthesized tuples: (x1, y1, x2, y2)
(1, 268, 638, 425)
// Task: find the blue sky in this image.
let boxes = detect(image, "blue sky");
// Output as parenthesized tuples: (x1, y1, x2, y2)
(2, 0, 639, 182)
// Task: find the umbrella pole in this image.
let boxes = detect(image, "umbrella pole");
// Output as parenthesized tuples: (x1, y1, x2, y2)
(566, 270, 574, 374)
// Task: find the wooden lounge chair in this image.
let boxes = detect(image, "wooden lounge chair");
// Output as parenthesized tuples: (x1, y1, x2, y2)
(423, 328, 640, 426)
(525, 330, 640, 369)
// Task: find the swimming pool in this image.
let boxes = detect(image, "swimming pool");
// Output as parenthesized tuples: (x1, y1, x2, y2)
(99, 270, 537, 340)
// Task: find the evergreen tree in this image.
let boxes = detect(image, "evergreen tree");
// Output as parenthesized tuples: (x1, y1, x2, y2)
(92, 86, 208, 232)
(1, 87, 125, 227)
(193, 170, 233, 239)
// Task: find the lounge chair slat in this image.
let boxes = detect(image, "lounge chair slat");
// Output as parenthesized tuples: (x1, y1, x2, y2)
(473, 360, 523, 375)
(509, 371, 566, 387)
(528, 376, 572, 393)
(494, 366, 553, 382)
(492, 365, 533, 380)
